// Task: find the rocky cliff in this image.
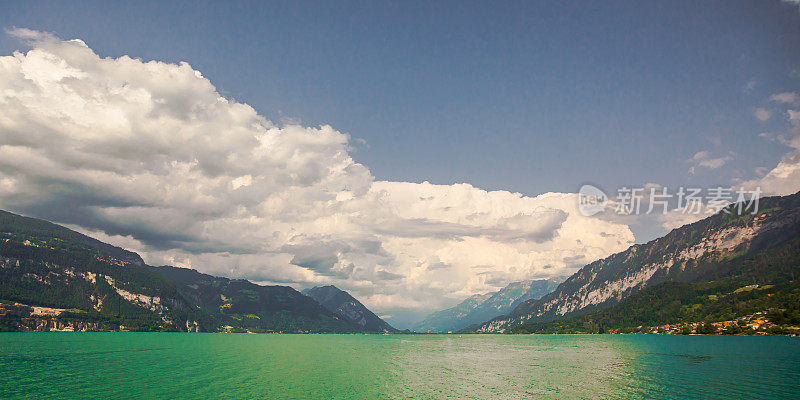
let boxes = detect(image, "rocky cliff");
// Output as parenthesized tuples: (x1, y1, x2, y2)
(473, 192, 800, 333)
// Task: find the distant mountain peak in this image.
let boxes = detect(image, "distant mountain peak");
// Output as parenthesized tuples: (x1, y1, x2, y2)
(303, 285, 397, 332)
(412, 278, 561, 333)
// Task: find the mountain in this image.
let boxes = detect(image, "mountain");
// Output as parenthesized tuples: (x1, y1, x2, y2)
(0, 210, 144, 266)
(0, 210, 199, 332)
(413, 293, 491, 333)
(148, 266, 358, 333)
(508, 278, 800, 335)
(302, 285, 397, 332)
(470, 192, 800, 333)
(413, 279, 561, 332)
(0, 209, 360, 333)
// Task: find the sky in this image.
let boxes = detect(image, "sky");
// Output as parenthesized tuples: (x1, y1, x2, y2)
(0, 1, 799, 328)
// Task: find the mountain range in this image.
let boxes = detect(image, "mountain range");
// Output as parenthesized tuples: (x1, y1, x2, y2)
(467, 191, 800, 333)
(2, 191, 798, 334)
(413, 278, 561, 332)
(0, 210, 393, 333)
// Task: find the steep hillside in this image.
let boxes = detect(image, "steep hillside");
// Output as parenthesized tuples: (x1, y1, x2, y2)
(0, 210, 144, 265)
(0, 210, 360, 333)
(414, 279, 560, 332)
(302, 285, 396, 332)
(149, 266, 358, 333)
(0, 212, 197, 331)
(471, 192, 800, 333)
(508, 278, 800, 335)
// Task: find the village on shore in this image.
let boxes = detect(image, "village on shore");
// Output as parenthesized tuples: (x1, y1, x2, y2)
(606, 311, 800, 336)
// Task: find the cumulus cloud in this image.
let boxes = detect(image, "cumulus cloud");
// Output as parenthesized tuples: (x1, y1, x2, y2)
(739, 91, 800, 196)
(0, 30, 635, 319)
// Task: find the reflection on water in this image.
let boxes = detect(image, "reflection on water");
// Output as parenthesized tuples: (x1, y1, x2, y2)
(387, 335, 640, 399)
(0, 333, 798, 399)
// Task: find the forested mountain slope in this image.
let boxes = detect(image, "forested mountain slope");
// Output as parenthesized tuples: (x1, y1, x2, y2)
(303, 285, 397, 332)
(0, 210, 366, 332)
(470, 192, 800, 333)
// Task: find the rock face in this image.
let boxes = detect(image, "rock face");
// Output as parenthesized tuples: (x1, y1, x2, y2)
(473, 192, 800, 333)
(302, 285, 397, 333)
(21, 317, 114, 332)
(414, 279, 561, 333)
(0, 219, 194, 332)
(0, 303, 120, 331)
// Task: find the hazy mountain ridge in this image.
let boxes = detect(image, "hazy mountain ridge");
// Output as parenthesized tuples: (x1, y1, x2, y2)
(302, 285, 397, 332)
(413, 293, 491, 333)
(470, 192, 800, 333)
(414, 278, 561, 332)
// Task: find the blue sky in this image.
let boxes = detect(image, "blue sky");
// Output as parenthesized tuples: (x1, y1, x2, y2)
(2, 0, 798, 196)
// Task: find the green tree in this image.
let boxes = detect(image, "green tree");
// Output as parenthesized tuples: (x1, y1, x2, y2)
(695, 323, 717, 334)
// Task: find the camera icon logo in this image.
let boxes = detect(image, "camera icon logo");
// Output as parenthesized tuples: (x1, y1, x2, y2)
(578, 184, 608, 216)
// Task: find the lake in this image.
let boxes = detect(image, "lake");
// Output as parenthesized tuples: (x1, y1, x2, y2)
(1, 333, 798, 399)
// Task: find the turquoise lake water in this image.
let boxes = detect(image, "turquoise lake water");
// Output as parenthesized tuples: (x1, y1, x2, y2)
(1, 333, 798, 399)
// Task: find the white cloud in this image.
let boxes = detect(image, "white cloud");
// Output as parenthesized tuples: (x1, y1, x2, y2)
(0, 30, 635, 316)
(688, 150, 732, 171)
(738, 91, 800, 196)
(754, 108, 771, 121)
(770, 92, 798, 105)
(740, 150, 800, 196)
